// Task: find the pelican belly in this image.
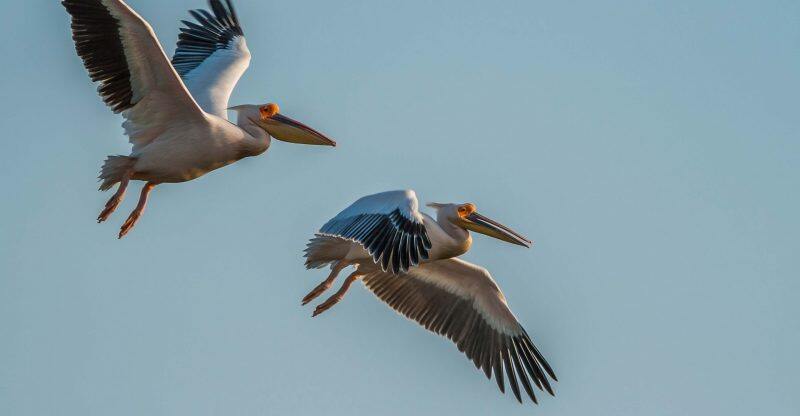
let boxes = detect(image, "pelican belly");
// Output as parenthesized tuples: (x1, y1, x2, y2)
(132, 121, 248, 183)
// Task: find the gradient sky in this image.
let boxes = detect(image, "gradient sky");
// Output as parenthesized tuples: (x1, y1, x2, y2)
(1, 1, 799, 415)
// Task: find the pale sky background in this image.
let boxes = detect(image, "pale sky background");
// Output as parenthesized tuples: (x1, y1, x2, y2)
(1, 1, 799, 415)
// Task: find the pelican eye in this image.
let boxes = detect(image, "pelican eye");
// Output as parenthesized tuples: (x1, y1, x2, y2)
(259, 103, 280, 119)
(458, 203, 476, 217)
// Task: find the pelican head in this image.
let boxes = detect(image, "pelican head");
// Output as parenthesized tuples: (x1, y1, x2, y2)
(229, 103, 336, 146)
(428, 202, 532, 248)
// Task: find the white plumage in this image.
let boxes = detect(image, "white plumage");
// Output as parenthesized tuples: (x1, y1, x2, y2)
(63, 0, 335, 238)
(326, 190, 425, 224)
(181, 37, 251, 118)
(302, 190, 554, 405)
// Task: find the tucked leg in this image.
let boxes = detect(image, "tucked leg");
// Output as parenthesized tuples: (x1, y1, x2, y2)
(302, 261, 349, 305)
(118, 182, 156, 239)
(312, 270, 362, 317)
(97, 171, 131, 223)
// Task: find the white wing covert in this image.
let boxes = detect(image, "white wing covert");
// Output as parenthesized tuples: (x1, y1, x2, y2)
(171, 0, 251, 118)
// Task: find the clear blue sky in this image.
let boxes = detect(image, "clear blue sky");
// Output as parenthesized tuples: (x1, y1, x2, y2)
(1, 0, 798, 414)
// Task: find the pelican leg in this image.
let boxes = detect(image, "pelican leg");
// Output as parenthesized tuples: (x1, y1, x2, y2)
(118, 182, 156, 239)
(312, 270, 362, 317)
(302, 261, 350, 305)
(97, 172, 131, 223)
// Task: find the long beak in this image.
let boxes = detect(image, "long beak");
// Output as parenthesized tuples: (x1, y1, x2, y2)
(260, 113, 336, 146)
(462, 212, 532, 248)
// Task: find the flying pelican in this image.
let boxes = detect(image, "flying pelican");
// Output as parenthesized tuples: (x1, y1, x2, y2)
(62, 0, 335, 238)
(302, 190, 557, 404)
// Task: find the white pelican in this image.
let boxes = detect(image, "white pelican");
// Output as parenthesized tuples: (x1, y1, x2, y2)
(62, 0, 335, 238)
(302, 190, 557, 404)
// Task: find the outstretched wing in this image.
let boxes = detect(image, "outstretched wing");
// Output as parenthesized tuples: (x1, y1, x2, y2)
(317, 190, 432, 275)
(361, 258, 557, 404)
(63, 0, 206, 152)
(172, 0, 250, 118)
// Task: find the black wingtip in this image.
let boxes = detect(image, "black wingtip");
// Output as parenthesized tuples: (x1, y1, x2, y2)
(209, 0, 243, 35)
(173, 0, 245, 76)
(224, 0, 242, 32)
(62, 0, 134, 113)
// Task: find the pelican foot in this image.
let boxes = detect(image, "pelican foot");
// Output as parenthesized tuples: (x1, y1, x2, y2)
(118, 212, 141, 239)
(302, 261, 349, 305)
(311, 271, 362, 317)
(117, 182, 155, 239)
(98, 175, 131, 223)
(98, 193, 124, 223)
(302, 281, 333, 305)
(312, 294, 343, 317)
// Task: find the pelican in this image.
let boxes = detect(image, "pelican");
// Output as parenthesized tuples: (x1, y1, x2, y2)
(302, 190, 557, 404)
(62, 0, 335, 238)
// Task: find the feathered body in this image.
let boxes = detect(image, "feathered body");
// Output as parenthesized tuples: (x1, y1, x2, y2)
(302, 190, 556, 405)
(63, 0, 334, 237)
(125, 113, 269, 184)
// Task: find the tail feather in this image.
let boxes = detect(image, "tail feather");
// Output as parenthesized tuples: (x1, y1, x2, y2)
(98, 155, 136, 191)
(304, 235, 350, 269)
